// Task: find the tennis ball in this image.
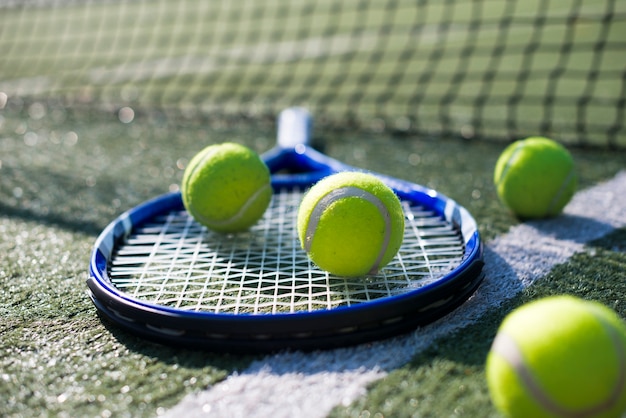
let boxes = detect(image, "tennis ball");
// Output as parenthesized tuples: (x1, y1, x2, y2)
(297, 171, 405, 277)
(494, 137, 577, 219)
(181, 142, 272, 232)
(486, 295, 626, 418)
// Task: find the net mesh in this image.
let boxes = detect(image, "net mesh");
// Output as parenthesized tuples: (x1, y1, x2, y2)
(1, 0, 624, 147)
(108, 189, 465, 314)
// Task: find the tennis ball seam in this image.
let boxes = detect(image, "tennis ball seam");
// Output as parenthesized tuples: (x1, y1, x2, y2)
(304, 186, 392, 275)
(491, 316, 626, 418)
(545, 167, 576, 215)
(190, 182, 272, 230)
(495, 141, 524, 189)
(182, 143, 272, 232)
(183, 147, 221, 200)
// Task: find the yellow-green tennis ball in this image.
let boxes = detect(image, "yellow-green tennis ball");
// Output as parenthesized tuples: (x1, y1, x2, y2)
(181, 142, 272, 233)
(297, 171, 405, 277)
(494, 137, 577, 219)
(486, 295, 626, 418)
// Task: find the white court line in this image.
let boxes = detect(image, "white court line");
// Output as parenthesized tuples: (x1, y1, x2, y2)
(163, 171, 626, 418)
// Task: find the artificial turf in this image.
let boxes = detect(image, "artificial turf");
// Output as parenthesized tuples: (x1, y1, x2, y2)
(1, 106, 624, 417)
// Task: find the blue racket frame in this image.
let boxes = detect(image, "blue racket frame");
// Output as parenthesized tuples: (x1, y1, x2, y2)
(87, 108, 484, 352)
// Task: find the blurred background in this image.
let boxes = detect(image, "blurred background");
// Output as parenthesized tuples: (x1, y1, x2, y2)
(1, 0, 625, 148)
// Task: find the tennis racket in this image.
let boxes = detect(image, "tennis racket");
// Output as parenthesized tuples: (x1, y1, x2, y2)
(87, 107, 484, 352)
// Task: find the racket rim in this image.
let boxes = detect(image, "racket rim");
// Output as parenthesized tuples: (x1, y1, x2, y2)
(88, 188, 482, 322)
(86, 107, 484, 350)
(87, 255, 485, 335)
(87, 266, 485, 353)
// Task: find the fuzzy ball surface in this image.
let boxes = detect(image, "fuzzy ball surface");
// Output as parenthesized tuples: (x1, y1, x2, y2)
(182, 142, 272, 232)
(494, 137, 577, 219)
(486, 295, 626, 418)
(297, 171, 405, 277)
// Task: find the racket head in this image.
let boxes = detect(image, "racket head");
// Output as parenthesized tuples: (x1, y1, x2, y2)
(87, 108, 484, 352)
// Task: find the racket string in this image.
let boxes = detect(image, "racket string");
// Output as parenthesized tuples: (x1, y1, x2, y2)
(108, 190, 465, 314)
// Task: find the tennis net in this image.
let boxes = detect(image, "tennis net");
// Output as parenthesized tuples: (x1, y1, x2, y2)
(1, 0, 624, 147)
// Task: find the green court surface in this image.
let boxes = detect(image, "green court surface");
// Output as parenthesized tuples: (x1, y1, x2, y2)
(1, 108, 625, 417)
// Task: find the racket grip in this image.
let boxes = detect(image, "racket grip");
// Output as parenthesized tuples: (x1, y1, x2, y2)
(277, 107, 312, 149)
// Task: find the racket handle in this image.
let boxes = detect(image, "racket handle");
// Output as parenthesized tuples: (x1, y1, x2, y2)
(277, 107, 312, 149)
